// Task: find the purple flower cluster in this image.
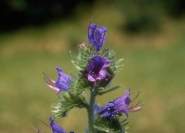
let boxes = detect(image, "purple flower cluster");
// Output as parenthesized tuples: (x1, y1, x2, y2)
(88, 22, 107, 51)
(44, 67, 72, 94)
(97, 89, 142, 119)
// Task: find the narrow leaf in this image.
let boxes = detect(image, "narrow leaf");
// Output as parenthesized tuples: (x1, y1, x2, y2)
(98, 85, 122, 95)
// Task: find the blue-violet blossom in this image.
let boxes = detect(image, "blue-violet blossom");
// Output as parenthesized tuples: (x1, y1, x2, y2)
(87, 55, 110, 84)
(50, 117, 66, 133)
(44, 67, 72, 94)
(88, 22, 107, 51)
(97, 89, 142, 119)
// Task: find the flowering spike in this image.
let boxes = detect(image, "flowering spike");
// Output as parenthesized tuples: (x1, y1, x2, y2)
(39, 22, 143, 133)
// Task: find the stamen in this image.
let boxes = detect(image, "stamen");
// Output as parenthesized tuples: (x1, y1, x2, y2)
(45, 83, 59, 92)
(130, 90, 141, 103)
(44, 77, 55, 86)
(43, 73, 55, 85)
(31, 125, 42, 133)
(39, 119, 51, 129)
(129, 103, 144, 112)
(129, 100, 141, 108)
(43, 73, 60, 92)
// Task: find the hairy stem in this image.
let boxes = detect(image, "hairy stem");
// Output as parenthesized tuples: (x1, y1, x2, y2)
(87, 90, 96, 133)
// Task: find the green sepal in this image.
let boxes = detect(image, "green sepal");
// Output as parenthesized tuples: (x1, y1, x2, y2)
(69, 44, 96, 72)
(98, 48, 124, 74)
(70, 77, 91, 95)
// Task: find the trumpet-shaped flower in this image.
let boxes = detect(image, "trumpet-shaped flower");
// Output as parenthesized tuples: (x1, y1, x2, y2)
(98, 89, 143, 119)
(87, 55, 110, 83)
(88, 22, 107, 51)
(44, 67, 72, 94)
(32, 117, 74, 133)
(50, 117, 66, 133)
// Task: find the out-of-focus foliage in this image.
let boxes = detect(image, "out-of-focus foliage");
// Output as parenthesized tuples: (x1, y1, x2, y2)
(121, 0, 161, 33)
(0, 0, 95, 31)
(165, 0, 185, 18)
(0, 0, 185, 33)
(109, 0, 185, 33)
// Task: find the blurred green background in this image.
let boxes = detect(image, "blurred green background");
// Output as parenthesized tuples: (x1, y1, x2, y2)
(0, 0, 185, 133)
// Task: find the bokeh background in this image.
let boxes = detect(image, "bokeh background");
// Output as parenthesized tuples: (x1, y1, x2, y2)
(0, 0, 185, 133)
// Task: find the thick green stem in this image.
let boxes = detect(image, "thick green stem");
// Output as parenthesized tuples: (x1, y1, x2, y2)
(87, 90, 96, 133)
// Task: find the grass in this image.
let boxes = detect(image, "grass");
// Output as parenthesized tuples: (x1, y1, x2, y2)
(0, 3, 185, 133)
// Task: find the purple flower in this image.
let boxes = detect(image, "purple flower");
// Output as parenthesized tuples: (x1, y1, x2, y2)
(44, 67, 72, 94)
(50, 117, 66, 133)
(88, 22, 107, 51)
(98, 89, 143, 119)
(87, 55, 110, 84)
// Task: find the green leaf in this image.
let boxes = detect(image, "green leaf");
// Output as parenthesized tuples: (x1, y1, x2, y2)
(94, 125, 109, 132)
(98, 85, 122, 95)
(51, 91, 86, 118)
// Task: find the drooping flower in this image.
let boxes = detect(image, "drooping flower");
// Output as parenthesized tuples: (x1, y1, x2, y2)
(97, 89, 143, 119)
(50, 117, 66, 133)
(44, 67, 72, 94)
(32, 117, 73, 133)
(86, 55, 110, 84)
(88, 22, 107, 51)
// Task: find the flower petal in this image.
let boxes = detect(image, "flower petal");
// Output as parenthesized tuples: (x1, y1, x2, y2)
(88, 74, 96, 82)
(102, 57, 110, 68)
(97, 68, 106, 80)
(88, 23, 97, 43)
